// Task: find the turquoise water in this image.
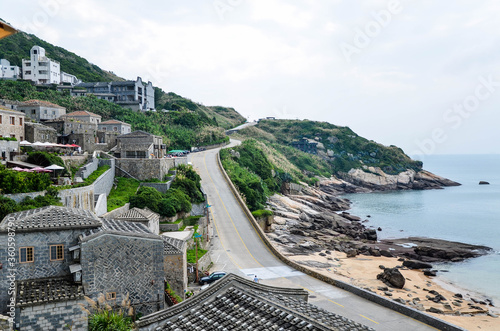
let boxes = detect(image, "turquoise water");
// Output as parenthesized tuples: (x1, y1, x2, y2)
(343, 154, 500, 303)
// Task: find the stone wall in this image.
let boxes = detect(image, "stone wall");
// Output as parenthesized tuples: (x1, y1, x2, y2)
(116, 158, 187, 181)
(17, 299, 87, 331)
(164, 249, 187, 301)
(0, 315, 12, 331)
(190, 202, 206, 216)
(0, 229, 85, 313)
(24, 122, 57, 144)
(80, 233, 165, 316)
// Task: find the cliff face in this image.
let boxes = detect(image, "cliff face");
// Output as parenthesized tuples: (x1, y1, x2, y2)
(338, 166, 460, 191)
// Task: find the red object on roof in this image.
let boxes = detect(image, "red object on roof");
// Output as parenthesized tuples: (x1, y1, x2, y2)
(70, 144, 80, 147)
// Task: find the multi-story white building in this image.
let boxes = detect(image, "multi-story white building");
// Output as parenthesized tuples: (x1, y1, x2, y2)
(0, 59, 20, 79)
(22, 46, 61, 84)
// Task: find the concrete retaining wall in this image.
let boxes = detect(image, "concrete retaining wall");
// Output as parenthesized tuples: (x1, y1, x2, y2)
(4, 191, 45, 203)
(216, 152, 466, 331)
(93, 160, 115, 196)
(94, 193, 107, 216)
(77, 157, 98, 179)
(159, 220, 184, 232)
(116, 158, 187, 181)
(140, 181, 172, 193)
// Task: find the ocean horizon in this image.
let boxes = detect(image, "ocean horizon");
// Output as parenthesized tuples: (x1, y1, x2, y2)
(343, 154, 500, 304)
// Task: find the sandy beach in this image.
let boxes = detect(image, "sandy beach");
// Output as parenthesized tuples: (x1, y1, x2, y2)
(285, 251, 500, 330)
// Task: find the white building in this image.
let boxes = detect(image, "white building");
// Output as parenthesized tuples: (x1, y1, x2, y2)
(61, 71, 80, 85)
(0, 59, 20, 79)
(22, 46, 61, 84)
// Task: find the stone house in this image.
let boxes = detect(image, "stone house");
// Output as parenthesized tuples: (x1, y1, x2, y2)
(76, 77, 155, 111)
(24, 122, 57, 143)
(0, 206, 101, 330)
(0, 206, 167, 330)
(61, 110, 102, 125)
(116, 207, 160, 235)
(79, 218, 165, 316)
(98, 119, 131, 135)
(136, 273, 372, 331)
(17, 99, 66, 122)
(114, 130, 166, 159)
(0, 106, 25, 141)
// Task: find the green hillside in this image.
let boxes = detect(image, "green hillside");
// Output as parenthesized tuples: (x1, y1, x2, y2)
(0, 80, 232, 149)
(233, 119, 422, 177)
(0, 30, 122, 82)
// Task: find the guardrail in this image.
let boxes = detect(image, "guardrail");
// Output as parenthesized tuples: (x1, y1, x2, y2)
(216, 151, 466, 331)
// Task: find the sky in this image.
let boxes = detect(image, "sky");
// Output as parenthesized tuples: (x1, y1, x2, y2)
(3, 0, 500, 155)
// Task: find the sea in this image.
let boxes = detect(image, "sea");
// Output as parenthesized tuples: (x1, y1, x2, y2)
(342, 154, 500, 304)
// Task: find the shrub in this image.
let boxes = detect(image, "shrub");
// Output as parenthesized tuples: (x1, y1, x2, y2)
(129, 186, 163, 211)
(252, 209, 273, 218)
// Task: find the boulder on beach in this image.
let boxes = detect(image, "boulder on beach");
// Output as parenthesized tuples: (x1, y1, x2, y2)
(377, 267, 406, 289)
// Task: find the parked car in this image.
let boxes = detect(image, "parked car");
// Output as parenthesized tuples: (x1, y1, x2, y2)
(199, 271, 227, 285)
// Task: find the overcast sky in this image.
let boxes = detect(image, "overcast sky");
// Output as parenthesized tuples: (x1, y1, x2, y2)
(4, 0, 500, 155)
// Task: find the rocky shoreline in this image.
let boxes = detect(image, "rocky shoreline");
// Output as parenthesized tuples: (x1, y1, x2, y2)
(265, 169, 497, 325)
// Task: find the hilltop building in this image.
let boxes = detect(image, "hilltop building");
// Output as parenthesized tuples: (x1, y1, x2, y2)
(0, 59, 20, 79)
(21, 46, 80, 85)
(76, 77, 155, 111)
(17, 99, 66, 122)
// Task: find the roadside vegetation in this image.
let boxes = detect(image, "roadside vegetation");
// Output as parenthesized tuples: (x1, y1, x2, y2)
(129, 165, 204, 217)
(106, 177, 140, 212)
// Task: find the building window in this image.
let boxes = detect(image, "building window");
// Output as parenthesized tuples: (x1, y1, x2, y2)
(25, 71, 31, 75)
(19, 118, 23, 126)
(113, 126, 117, 132)
(103, 127, 107, 131)
(20, 247, 34, 263)
(50, 245, 64, 261)
(44, 110, 47, 114)
(106, 292, 116, 300)
(0, 115, 2, 124)
(10, 116, 15, 125)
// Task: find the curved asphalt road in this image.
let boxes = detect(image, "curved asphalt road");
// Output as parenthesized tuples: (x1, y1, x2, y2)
(189, 140, 438, 331)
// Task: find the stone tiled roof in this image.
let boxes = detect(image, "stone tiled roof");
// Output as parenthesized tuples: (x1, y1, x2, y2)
(0, 206, 101, 232)
(137, 274, 373, 331)
(117, 207, 158, 221)
(100, 119, 129, 125)
(63, 110, 101, 118)
(16, 277, 84, 307)
(117, 130, 154, 138)
(162, 236, 184, 255)
(19, 99, 65, 109)
(79, 218, 159, 242)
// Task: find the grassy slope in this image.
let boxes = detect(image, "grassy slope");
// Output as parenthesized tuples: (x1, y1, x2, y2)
(236, 119, 422, 176)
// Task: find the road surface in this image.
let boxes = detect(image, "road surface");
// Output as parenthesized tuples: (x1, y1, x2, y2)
(189, 141, 438, 331)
